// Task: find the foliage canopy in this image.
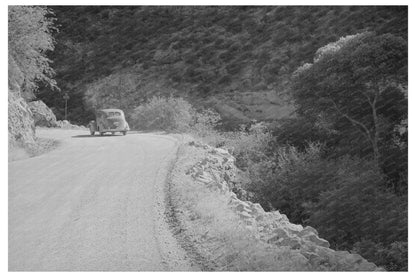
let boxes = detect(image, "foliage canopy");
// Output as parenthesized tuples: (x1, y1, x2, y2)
(8, 6, 58, 98)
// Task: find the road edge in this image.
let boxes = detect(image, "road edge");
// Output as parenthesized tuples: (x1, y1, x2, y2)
(162, 135, 216, 271)
(152, 134, 202, 271)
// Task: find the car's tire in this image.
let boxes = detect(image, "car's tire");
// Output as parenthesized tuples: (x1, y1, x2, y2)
(111, 132, 115, 135)
(90, 131, 95, 136)
(100, 132, 104, 136)
(122, 131, 127, 136)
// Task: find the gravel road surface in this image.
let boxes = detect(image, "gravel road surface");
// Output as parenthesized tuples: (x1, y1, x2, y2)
(9, 129, 194, 271)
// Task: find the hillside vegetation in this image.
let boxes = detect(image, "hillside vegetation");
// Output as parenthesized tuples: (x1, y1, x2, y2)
(37, 6, 407, 126)
(121, 29, 407, 270)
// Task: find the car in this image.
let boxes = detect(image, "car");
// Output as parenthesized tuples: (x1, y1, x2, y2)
(88, 109, 130, 136)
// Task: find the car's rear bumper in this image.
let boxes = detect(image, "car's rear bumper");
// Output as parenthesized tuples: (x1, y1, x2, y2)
(99, 128, 129, 132)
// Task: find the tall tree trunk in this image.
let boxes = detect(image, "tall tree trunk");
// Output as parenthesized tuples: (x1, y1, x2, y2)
(331, 99, 380, 166)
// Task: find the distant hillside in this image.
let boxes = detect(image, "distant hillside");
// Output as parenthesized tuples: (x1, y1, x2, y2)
(37, 6, 407, 127)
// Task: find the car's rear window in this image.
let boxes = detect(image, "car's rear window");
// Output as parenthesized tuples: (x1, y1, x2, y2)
(107, 111, 121, 117)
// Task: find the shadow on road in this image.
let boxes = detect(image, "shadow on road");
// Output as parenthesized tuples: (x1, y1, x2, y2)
(71, 130, 169, 139)
(71, 134, 123, 138)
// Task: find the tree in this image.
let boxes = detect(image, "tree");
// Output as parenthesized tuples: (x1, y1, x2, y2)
(8, 6, 58, 98)
(291, 32, 407, 165)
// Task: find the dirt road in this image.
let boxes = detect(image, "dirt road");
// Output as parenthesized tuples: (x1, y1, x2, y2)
(9, 129, 193, 271)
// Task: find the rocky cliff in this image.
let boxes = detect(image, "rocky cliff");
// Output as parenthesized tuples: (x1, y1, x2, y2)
(8, 89, 36, 148)
(8, 87, 79, 161)
(28, 100, 58, 127)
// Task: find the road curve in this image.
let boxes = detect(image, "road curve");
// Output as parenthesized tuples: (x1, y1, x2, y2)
(9, 129, 193, 271)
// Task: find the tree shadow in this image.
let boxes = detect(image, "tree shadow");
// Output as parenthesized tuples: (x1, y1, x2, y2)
(71, 134, 123, 138)
(71, 130, 168, 138)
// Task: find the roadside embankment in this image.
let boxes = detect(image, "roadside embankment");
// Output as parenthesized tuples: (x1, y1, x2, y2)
(167, 137, 382, 271)
(8, 123, 87, 162)
(8, 86, 86, 162)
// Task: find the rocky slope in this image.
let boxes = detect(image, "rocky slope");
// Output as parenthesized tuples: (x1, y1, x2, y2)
(28, 100, 58, 127)
(8, 87, 83, 161)
(8, 89, 36, 148)
(169, 138, 381, 271)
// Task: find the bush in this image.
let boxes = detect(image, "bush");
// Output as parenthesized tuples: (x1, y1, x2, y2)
(244, 142, 407, 270)
(131, 96, 194, 132)
(308, 164, 407, 248)
(308, 163, 407, 270)
(353, 240, 407, 271)
(189, 109, 226, 146)
(132, 96, 226, 136)
(271, 117, 337, 151)
(224, 122, 273, 170)
(246, 142, 334, 217)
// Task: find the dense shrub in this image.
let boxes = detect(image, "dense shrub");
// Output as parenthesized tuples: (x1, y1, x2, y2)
(306, 157, 408, 271)
(244, 142, 407, 270)
(131, 96, 227, 136)
(308, 164, 407, 247)
(189, 109, 225, 146)
(353, 240, 407, 271)
(311, 178, 408, 270)
(246, 142, 334, 217)
(131, 96, 194, 132)
(223, 122, 273, 170)
(271, 117, 337, 151)
(194, 121, 274, 200)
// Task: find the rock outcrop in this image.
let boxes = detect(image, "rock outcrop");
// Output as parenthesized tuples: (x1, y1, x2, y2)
(186, 140, 382, 271)
(8, 89, 36, 147)
(28, 100, 57, 127)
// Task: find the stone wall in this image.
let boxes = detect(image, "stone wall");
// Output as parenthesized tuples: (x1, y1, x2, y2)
(186, 140, 382, 271)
